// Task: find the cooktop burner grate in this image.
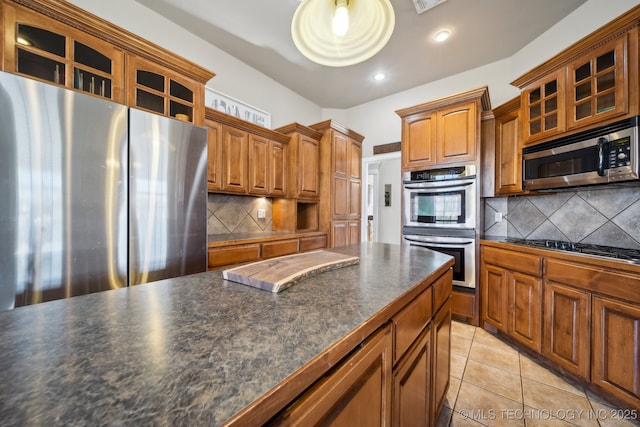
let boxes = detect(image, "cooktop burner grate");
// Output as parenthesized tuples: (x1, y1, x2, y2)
(505, 238, 640, 264)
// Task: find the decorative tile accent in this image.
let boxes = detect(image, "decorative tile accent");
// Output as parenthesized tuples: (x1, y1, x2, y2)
(507, 198, 546, 237)
(207, 194, 273, 234)
(612, 199, 640, 243)
(528, 192, 572, 217)
(549, 195, 607, 242)
(483, 186, 640, 248)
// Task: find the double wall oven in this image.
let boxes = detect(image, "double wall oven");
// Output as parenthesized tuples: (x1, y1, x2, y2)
(402, 165, 477, 289)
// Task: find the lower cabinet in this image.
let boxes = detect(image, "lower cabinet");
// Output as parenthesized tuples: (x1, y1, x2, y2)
(393, 324, 432, 427)
(542, 281, 591, 380)
(208, 233, 327, 270)
(480, 246, 542, 352)
(592, 296, 640, 407)
(331, 220, 361, 248)
(271, 269, 453, 426)
(271, 325, 393, 427)
(481, 241, 640, 409)
(431, 301, 451, 425)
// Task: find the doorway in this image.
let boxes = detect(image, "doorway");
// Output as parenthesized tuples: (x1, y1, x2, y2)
(362, 152, 401, 244)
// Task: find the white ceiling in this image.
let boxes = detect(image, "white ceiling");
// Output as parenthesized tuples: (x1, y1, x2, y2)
(133, 0, 587, 109)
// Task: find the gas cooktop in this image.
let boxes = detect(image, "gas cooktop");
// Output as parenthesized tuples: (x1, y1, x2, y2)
(505, 238, 640, 264)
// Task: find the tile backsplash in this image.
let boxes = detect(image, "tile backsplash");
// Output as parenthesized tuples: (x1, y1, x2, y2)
(483, 186, 640, 249)
(207, 194, 273, 235)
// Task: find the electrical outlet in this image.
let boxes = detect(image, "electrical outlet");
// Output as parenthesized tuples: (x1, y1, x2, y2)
(257, 208, 266, 219)
(494, 212, 503, 222)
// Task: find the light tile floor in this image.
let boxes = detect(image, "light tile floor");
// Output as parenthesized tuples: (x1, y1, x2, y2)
(436, 321, 640, 427)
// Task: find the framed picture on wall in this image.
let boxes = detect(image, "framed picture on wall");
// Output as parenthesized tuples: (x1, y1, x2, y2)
(205, 87, 271, 128)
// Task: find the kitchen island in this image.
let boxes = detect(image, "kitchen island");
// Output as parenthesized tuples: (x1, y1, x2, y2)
(0, 243, 454, 426)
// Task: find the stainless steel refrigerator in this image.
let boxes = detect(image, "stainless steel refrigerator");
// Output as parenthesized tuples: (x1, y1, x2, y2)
(0, 72, 208, 310)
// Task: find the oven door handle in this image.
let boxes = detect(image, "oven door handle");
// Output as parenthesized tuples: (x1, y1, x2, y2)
(404, 236, 474, 246)
(403, 180, 475, 191)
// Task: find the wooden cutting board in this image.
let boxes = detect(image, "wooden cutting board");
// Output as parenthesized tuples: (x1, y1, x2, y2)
(222, 250, 360, 292)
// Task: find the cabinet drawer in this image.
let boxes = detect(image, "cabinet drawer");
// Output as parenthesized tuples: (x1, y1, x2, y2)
(299, 235, 327, 252)
(483, 246, 542, 276)
(434, 269, 453, 311)
(545, 258, 640, 303)
(208, 244, 260, 269)
(262, 239, 299, 259)
(393, 287, 432, 364)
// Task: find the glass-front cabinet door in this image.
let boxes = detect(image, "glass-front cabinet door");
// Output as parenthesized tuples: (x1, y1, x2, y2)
(127, 54, 199, 123)
(567, 36, 627, 130)
(521, 70, 566, 144)
(3, 3, 124, 102)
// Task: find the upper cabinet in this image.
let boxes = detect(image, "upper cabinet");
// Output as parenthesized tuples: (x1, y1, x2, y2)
(126, 54, 203, 125)
(520, 70, 566, 143)
(205, 107, 290, 198)
(493, 97, 526, 196)
(512, 8, 640, 145)
(1, 0, 214, 124)
(2, 1, 125, 102)
(396, 87, 491, 171)
(567, 37, 627, 130)
(274, 123, 322, 201)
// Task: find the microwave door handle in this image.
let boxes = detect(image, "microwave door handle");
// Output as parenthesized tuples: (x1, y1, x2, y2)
(597, 137, 608, 176)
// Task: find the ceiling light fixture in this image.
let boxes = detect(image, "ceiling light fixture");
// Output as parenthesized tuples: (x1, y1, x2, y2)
(291, 0, 395, 67)
(433, 29, 451, 42)
(373, 72, 386, 81)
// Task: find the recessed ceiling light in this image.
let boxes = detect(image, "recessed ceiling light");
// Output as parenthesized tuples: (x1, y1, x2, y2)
(433, 29, 451, 42)
(373, 72, 386, 81)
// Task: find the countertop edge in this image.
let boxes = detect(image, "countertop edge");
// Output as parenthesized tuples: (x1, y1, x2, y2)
(480, 239, 640, 274)
(208, 231, 328, 248)
(221, 258, 454, 426)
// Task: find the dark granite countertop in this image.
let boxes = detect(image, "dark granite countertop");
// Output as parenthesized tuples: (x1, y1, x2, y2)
(0, 243, 453, 426)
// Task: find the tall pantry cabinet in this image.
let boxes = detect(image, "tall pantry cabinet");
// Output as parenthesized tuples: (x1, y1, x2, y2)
(311, 120, 364, 248)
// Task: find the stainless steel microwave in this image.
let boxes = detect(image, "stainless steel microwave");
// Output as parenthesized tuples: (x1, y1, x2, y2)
(523, 117, 639, 190)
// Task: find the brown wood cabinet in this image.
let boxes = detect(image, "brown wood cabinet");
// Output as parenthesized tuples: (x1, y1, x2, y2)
(249, 134, 270, 195)
(207, 232, 328, 270)
(431, 300, 451, 425)
(272, 325, 393, 427)
(222, 125, 249, 194)
(493, 97, 527, 196)
(206, 119, 223, 191)
(311, 120, 364, 248)
(542, 281, 591, 380)
(392, 324, 432, 427)
(481, 263, 509, 331)
(205, 108, 290, 197)
(481, 239, 640, 409)
(273, 123, 322, 201)
(519, 70, 566, 144)
(1, 0, 214, 124)
(126, 53, 202, 124)
(592, 295, 640, 408)
(2, 1, 125, 103)
(399, 111, 437, 169)
(567, 36, 628, 130)
(480, 246, 543, 352)
(267, 265, 453, 427)
(512, 8, 640, 145)
(436, 102, 477, 164)
(396, 87, 491, 171)
(247, 134, 287, 196)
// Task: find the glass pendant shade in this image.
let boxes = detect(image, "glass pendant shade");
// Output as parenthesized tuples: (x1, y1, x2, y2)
(291, 0, 395, 67)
